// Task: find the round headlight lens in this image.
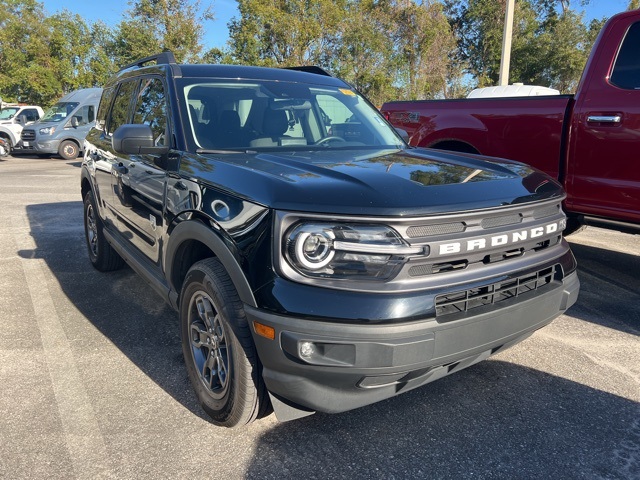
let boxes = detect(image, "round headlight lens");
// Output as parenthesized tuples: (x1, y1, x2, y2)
(293, 229, 335, 270)
(284, 221, 419, 281)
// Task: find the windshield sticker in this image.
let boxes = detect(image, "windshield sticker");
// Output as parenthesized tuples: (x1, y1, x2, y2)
(339, 88, 356, 97)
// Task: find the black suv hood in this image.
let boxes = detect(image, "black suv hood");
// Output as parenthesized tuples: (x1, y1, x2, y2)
(179, 147, 563, 216)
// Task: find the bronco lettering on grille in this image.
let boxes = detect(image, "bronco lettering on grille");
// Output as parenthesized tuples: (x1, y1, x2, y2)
(438, 220, 564, 256)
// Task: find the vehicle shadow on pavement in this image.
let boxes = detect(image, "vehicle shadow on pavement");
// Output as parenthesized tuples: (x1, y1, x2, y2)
(568, 241, 640, 336)
(245, 360, 640, 479)
(22, 201, 208, 420)
(21, 201, 639, 479)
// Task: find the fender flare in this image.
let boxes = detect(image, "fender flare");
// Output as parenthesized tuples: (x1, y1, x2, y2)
(165, 220, 257, 308)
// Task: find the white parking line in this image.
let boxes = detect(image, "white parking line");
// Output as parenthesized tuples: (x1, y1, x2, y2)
(12, 213, 112, 478)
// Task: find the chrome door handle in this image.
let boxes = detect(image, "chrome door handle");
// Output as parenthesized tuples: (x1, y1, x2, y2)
(587, 115, 621, 123)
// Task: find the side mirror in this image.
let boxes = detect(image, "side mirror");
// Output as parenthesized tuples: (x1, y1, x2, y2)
(71, 116, 79, 128)
(112, 124, 169, 155)
(395, 127, 410, 143)
(16, 115, 27, 125)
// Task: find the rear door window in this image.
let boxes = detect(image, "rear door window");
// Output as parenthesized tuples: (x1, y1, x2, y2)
(611, 21, 640, 89)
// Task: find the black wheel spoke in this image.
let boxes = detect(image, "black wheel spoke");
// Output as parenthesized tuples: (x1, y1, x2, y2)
(213, 315, 224, 343)
(190, 321, 209, 348)
(216, 347, 228, 386)
(203, 351, 217, 388)
(195, 295, 216, 329)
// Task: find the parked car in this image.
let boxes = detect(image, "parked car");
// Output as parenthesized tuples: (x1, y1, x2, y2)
(0, 104, 44, 151)
(382, 9, 640, 235)
(21, 88, 102, 159)
(81, 52, 579, 427)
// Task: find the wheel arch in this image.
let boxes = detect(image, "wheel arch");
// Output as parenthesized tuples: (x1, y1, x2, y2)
(0, 127, 17, 146)
(166, 220, 257, 309)
(81, 174, 92, 200)
(427, 139, 481, 155)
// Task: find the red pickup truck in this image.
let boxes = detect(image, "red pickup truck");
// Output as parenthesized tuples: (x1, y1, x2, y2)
(382, 9, 640, 235)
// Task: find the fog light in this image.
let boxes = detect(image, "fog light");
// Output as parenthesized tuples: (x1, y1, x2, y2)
(299, 341, 315, 358)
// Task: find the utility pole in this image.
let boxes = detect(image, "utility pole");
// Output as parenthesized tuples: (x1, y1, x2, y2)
(498, 0, 515, 86)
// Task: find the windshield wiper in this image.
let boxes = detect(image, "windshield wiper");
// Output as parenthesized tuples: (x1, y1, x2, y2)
(196, 148, 251, 154)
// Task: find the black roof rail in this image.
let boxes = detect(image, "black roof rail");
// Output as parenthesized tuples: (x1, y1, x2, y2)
(119, 51, 177, 72)
(284, 66, 333, 77)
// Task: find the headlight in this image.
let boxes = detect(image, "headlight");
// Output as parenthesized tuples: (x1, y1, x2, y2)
(284, 223, 423, 281)
(39, 126, 56, 135)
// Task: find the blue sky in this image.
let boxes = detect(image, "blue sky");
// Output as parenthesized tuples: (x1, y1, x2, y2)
(41, 0, 632, 51)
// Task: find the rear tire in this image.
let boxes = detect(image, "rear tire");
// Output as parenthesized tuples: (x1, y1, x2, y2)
(180, 258, 271, 427)
(83, 191, 124, 271)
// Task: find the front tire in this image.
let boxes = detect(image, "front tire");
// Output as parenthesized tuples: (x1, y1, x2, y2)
(59, 140, 79, 160)
(83, 191, 124, 271)
(180, 258, 270, 427)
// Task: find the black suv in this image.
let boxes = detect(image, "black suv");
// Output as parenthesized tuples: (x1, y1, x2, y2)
(81, 52, 579, 427)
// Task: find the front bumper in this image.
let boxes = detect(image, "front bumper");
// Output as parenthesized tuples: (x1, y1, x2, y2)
(34, 138, 60, 154)
(246, 269, 579, 416)
(13, 138, 60, 154)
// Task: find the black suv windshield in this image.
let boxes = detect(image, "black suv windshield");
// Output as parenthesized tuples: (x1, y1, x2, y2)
(42, 102, 80, 123)
(179, 79, 404, 152)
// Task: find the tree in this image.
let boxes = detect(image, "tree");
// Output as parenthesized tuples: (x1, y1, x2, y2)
(444, 0, 601, 93)
(445, 0, 541, 88)
(228, 0, 345, 67)
(0, 0, 54, 104)
(533, 10, 602, 92)
(392, 0, 459, 99)
(0, 0, 115, 105)
(328, 0, 398, 105)
(112, 0, 213, 65)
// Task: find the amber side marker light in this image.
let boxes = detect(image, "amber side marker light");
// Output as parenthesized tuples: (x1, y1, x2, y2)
(253, 321, 276, 340)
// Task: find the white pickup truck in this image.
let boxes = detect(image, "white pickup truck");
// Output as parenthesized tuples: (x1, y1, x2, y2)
(0, 104, 44, 150)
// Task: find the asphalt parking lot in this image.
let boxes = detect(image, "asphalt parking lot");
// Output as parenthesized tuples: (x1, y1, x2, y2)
(1, 154, 638, 480)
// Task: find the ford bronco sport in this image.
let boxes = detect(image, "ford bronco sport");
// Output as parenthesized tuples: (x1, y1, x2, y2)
(81, 52, 580, 427)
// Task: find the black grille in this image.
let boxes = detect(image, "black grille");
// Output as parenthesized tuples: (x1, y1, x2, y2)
(481, 213, 522, 229)
(21, 129, 36, 141)
(435, 265, 560, 319)
(533, 204, 559, 219)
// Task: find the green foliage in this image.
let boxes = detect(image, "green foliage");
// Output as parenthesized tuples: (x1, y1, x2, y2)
(228, 0, 462, 103)
(229, 0, 345, 67)
(114, 0, 213, 65)
(327, 0, 398, 105)
(445, 0, 602, 94)
(0, 0, 114, 106)
(391, 0, 458, 100)
(0, 0, 620, 107)
(0, 0, 213, 106)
